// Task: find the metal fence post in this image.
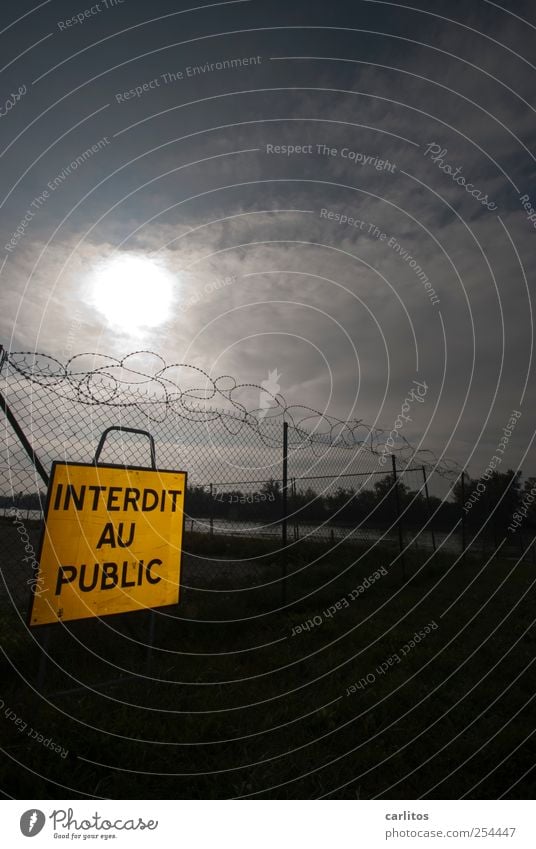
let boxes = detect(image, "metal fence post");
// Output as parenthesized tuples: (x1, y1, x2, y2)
(391, 454, 405, 578)
(209, 483, 214, 536)
(422, 465, 436, 552)
(145, 609, 156, 676)
(281, 422, 289, 606)
(282, 422, 288, 547)
(0, 392, 49, 486)
(460, 469, 467, 559)
(0, 348, 52, 689)
(291, 477, 299, 540)
(36, 629, 52, 691)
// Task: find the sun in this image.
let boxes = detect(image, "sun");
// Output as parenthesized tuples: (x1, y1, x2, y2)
(89, 254, 175, 332)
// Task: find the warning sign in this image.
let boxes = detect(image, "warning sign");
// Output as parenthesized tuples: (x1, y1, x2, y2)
(29, 461, 187, 626)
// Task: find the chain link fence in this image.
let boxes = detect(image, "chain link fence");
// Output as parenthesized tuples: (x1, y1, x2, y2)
(0, 347, 462, 626)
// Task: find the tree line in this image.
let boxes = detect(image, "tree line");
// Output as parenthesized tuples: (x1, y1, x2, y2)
(2, 469, 533, 537)
(187, 470, 535, 534)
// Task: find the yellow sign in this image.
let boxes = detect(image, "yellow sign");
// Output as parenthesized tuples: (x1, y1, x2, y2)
(30, 462, 187, 626)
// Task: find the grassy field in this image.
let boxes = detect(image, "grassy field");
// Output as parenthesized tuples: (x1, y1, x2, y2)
(1, 524, 535, 799)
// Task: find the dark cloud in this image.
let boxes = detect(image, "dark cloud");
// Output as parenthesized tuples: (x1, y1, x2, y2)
(1, 0, 535, 477)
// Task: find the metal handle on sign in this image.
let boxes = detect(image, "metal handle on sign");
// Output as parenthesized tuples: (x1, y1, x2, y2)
(93, 427, 157, 470)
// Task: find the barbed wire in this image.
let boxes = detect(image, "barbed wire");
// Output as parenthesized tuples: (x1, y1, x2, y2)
(2, 349, 460, 477)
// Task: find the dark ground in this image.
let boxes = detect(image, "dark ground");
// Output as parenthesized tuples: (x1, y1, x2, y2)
(1, 520, 535, 799)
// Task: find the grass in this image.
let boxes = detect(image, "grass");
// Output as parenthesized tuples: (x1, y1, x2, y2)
(1, 532, 535, 799)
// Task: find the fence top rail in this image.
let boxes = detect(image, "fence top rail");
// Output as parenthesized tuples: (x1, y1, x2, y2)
(174, 464, 430, 491)
(207, 479, 283, 488)
(291, 467, 425, 483)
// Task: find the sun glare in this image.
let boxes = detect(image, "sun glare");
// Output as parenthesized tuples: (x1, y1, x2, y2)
(89, 254, 175, 332)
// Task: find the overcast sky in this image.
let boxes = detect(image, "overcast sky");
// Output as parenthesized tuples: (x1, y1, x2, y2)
(1, 0, 535, 478)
